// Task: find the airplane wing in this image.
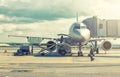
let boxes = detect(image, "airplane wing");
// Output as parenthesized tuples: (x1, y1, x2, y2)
(89, 38, 106, 42)
(0, 42, 29, 46)
(8, 34, 70, 44)
(57, 34, 70, 37)
(8, 35, 57, 40)
(8, 35, 60, 45)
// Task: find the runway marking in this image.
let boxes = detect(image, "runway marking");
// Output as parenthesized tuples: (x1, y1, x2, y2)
(11, 70, 32, 72)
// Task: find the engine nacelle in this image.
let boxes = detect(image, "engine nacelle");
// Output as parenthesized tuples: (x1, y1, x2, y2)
(57, 43, 71, 56)
(101, 41, 112, 51)
(46, 41, 56, 52)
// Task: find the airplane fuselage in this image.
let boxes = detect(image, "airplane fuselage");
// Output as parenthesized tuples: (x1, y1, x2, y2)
(69, 22, 90, 45)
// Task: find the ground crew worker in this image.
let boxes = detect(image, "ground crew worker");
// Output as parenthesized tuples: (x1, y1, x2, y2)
(29, 45, 33, 54)
(88, 46, 95, 61)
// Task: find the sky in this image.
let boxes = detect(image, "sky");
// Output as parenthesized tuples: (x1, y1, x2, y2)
(0, 0, 120, 43)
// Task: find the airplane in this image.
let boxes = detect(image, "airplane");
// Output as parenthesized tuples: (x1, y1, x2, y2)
(8, 16, 112, 56)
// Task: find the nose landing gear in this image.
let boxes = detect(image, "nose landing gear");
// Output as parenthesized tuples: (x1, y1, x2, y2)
(78, 43, 83, 56)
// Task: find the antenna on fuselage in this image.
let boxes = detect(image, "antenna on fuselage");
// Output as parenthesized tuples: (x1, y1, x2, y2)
(76, 12, 78, 22)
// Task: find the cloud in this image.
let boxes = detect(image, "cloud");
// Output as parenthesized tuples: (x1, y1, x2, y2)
(93, 1, 120, 19)
(0, 18, 74, 35)
(0, 0, 102, 23)
(1, 0, 120, 32)
(0, 23, 34, 34)
(0, 0, 75, 23)
(0, 14, 39, 24)
(1, 0, 120, 42)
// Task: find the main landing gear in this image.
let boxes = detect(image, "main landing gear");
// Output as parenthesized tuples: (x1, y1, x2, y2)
(78, 43, 83, 56)
(94, 41, 99, 54)
(91, 41, 99, 54)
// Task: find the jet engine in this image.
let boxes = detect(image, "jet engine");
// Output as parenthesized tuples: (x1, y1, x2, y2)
(46, 41, 56, 52)
(57, 43, 71, 56)
(101, 41, 112, 51)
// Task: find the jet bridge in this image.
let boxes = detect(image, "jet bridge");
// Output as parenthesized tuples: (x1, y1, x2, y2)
(83, 16, 120, 38)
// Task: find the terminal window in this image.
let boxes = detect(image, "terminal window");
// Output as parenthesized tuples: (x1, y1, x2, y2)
(99, 24, 103, 29)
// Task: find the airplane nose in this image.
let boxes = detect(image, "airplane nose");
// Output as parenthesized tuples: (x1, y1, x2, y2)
(80, 29, 90, 40)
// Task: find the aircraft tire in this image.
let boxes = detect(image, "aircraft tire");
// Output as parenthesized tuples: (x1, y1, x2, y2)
(58, 50, 66, 56)
(78, 51, 83, 56)
(41, 53, 45, 56)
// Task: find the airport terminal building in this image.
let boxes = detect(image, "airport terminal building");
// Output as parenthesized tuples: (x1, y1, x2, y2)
(82, 16, 120, 38)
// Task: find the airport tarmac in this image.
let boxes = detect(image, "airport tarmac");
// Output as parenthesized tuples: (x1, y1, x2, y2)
(0, 48, 120, 77)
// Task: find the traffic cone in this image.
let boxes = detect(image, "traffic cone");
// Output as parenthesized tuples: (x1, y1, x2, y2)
(4, 50, 7, 53)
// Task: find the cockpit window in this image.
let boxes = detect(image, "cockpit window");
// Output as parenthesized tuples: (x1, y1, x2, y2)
(73, 23, 80, 29)
(72, 23, 87, 29)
